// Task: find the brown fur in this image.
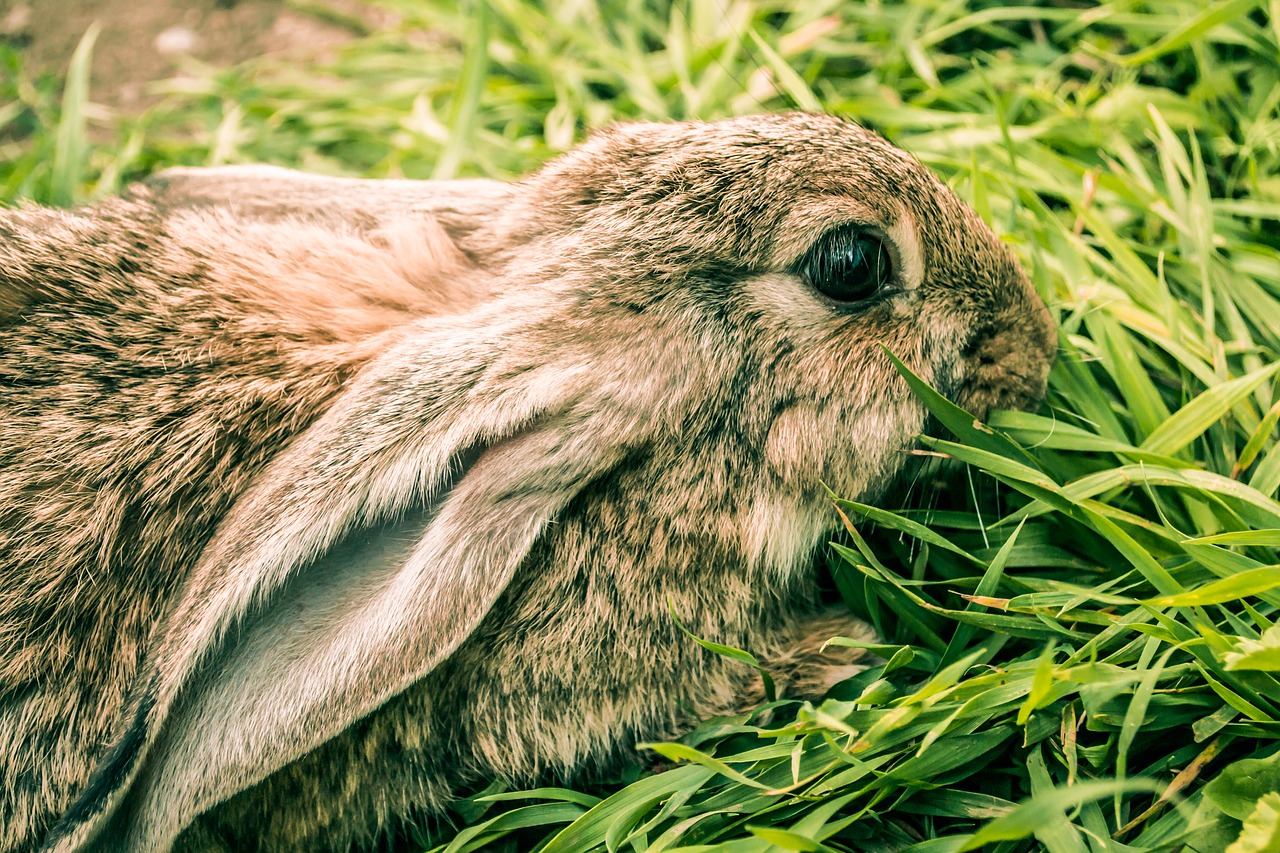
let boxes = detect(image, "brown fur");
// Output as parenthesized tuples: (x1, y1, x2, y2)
(0, 114, 1055, 853)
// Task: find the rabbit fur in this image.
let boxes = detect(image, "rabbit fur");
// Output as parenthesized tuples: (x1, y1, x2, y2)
(0, 113, 1056, 852)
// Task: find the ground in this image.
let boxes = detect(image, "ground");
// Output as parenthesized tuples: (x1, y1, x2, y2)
(0, 0, 381, 110)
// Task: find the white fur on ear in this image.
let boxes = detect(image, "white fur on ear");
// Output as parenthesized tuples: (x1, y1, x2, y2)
(54, 309, 623, 853)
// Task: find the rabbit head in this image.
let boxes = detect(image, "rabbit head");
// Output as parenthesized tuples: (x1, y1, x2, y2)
(42, 113, 1055, 852)
(464, 112, 1055, 498)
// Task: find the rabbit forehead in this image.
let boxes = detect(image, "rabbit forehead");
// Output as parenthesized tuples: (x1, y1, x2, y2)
(611, 112, 924, 182)
(507, 113, 935, 247)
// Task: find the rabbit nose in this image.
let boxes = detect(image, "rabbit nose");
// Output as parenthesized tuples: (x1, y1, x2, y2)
(958, 290, 1057, 415)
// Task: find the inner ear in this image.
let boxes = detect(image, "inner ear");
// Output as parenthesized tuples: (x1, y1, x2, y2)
(240, 504, 441, 653)
(130, 439, 493, 791)
(55, 415, 615, 852)
(47, 434, 492, 852)
(45, 503, 448, 852)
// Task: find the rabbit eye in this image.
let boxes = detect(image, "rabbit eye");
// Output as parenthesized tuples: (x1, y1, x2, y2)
(795, 226, 892, 303)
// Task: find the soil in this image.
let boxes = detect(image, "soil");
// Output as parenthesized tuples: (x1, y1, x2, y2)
(0, 0, 387, 111)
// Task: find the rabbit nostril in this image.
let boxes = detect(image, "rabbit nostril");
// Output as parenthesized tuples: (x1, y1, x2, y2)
(959, 327, 998, 362)
(959, 335, 985, 359)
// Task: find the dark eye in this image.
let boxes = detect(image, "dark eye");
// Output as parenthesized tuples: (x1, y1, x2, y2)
(793, 226, 893, 303)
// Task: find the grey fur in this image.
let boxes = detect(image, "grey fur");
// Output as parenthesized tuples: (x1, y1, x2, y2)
(0, 113, 1055, 853)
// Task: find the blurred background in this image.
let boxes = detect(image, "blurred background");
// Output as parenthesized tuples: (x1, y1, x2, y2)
(5, 0, 1273, 206)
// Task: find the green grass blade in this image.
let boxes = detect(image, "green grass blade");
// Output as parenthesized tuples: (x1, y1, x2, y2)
(50, 22, 99, 207)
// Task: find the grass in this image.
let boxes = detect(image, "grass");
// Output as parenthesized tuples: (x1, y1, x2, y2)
(4, 0, 1280, 850)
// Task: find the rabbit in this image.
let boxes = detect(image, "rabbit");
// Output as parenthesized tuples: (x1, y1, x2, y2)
(0, 112, 1057, 853)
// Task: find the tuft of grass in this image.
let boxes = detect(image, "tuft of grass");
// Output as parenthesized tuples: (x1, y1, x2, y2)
(47, 23, 99, 207)
(4, 0, 1280, 850)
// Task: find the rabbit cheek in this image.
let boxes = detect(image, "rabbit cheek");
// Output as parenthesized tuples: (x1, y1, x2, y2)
(763, 400, 915, 504)
(763, 404, 822, 487)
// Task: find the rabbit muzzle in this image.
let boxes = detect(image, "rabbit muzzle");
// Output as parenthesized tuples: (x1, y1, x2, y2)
(954, 285, 1056, 418)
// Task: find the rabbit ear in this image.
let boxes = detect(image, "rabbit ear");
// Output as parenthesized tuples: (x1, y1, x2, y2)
(51, 314, 621, 852)
(138, 164, 512, 233)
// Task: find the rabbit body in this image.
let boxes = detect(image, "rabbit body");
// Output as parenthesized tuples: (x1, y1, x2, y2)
(0, 114, 1055, 852)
